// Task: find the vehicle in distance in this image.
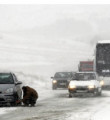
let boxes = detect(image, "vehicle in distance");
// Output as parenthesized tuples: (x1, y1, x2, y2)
(78, 61, 94, 72)
(51, 72, 75, 90)
(0, 72, 22, 106)
(68, 72, 102, 97)
(95, 40, 110, 89)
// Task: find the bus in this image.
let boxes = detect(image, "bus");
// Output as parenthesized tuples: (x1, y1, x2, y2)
(96, 40, 110, 88)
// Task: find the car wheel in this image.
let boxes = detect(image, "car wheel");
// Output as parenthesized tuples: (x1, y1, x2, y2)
(13, 92, 20, 106)
(52, 85, 57, 90)
(98, 91, 102, 96)
(11, 102, 17, 106)
(93, 88, 98, 96)
(94, 88, 102, 96)
(98, 88, 102, 96)
(69, 93, 72, 98)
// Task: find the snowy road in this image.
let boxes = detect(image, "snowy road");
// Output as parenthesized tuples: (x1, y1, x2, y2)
(0, 90, 110, 120)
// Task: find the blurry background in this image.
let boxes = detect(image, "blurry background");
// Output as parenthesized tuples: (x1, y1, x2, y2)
(0, 4, 109, 81)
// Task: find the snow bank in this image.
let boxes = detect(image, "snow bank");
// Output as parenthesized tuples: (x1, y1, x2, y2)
(92, 106, 110, 120)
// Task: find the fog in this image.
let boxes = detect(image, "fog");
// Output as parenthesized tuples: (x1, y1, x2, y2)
(0, 4, 110, 76)
(0, 4, 110, 120)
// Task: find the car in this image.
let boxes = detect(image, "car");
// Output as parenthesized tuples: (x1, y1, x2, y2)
(0, 72, 22, 106)
(68, 72, 102, 97)
(51, 72, 75, 90)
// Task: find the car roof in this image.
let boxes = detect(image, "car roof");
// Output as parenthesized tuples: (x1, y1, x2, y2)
(76, 72, 96, 74)
(55, 71, 75, 73)
(97, 40, 110, 44)
(0, 71, 14, 74)
(56, 71, 76, 73)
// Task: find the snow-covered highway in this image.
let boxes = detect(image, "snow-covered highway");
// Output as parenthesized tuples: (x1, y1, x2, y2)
(0, 90, 110, 120)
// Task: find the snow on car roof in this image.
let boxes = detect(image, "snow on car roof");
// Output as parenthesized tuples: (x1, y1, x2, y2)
(97, 40, 110, 44)
(55, 71, 75, 73)
(0, 70, 13, 74)
(77, 72, 96, 74)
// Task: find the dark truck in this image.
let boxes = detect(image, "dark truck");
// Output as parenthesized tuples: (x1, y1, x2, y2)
(51, 72, 75, 90)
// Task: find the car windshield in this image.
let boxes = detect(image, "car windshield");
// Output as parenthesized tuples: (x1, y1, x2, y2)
(0, 73, 14, 84)
(73, 73, 96, 80)
(54, 72, 72, 78)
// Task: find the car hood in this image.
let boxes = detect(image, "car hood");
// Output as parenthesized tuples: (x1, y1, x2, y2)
(70, 80, 96, 86)
(0, 84, 15, 92)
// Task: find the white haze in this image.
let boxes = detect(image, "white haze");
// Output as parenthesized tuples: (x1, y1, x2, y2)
(0, 4, 110, 118)
(0, 4, 109, 100)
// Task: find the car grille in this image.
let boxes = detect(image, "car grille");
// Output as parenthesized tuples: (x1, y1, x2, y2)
(76, 86, 88, 90)
(57, 80, 68, 87)
(57, 80, 67, 83)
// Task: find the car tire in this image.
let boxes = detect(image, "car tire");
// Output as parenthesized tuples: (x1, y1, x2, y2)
(93, 88, 99, 96)
(98, 91, 102, 96)
(69, 93, 72, 98)
(13, 92, 20, 106)
(52, 85, 57, 90)
(97, 88, 102, 96)
(94, 88, 101, 96)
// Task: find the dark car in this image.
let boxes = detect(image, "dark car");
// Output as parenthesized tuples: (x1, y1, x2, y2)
(51, 72, 75, 90)
(0, 72, 22, 106)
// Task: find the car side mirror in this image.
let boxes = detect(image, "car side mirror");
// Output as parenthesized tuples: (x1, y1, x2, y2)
(15, 81, 22, 85)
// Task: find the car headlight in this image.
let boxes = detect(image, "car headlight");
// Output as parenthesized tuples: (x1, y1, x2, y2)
(5, 88, 14, 94)
(69, 82, 76, 89)
(88, 85, 95, 89)
(100, 80, 104, 86)
(53, 80, 57, 83)
(69, 85, 76, 89)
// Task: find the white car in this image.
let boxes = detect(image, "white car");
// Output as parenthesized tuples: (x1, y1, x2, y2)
(68, 72, 102, 97)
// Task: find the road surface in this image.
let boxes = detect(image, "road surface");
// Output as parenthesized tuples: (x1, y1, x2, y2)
(0, 90, 110, 120)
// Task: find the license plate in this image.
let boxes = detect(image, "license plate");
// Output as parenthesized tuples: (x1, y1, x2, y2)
(59, 83, 66, 85)
(76, 90, 87, 92)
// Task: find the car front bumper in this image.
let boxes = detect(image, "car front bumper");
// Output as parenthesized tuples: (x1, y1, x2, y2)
(53, 82, 69, 88)
(0, 94, 15, 105)
(68, 86, 96, 93)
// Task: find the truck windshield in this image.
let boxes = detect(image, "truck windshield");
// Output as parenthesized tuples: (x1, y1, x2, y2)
(74, 73, 96, 80)
(0, 73, 14, 84)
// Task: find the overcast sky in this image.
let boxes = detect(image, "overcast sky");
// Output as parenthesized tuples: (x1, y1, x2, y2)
(0, 4, 110, 32)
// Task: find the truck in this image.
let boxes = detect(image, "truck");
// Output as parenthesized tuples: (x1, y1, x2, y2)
(78, 61, 94, 72)
(95, 40, 110, 89)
